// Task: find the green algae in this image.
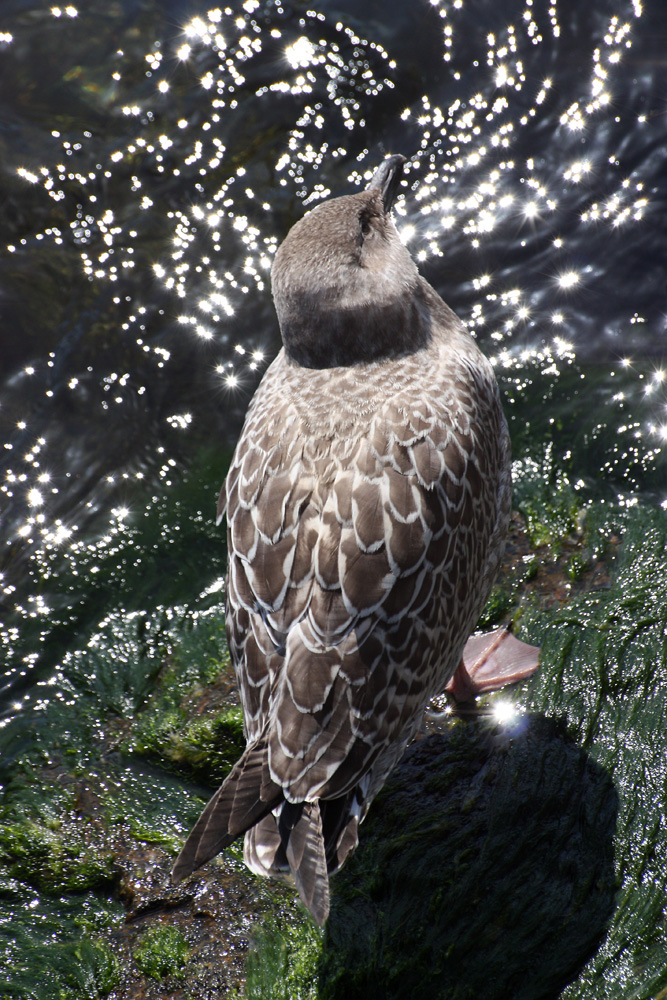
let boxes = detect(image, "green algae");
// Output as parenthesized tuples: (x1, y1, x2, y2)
(565, 550, 587, 580)
(475, 581, 516, 627)
(0, 809, 115, 895)
(5, 935, 120, 1000)
(0, 883, 121, 999)
(96, 758, 204, 851)
(244, 916, 324, 1000)
(0, 602, 235, 996)
(123, 607, 245, 784)
(475, 532, 538, 630)
(130, 705, 245, 783)
(512, 448, 583, 554)
(133, 924, 190, 980)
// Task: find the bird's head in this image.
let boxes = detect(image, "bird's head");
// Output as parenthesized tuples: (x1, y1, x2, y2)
(271, 155, 430, 368)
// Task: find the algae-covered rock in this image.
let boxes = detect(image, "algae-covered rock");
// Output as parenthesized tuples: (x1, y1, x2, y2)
(244, 719, 617, 1000)
(0, 883, 121, 1000)
(133, 923, 190, 980)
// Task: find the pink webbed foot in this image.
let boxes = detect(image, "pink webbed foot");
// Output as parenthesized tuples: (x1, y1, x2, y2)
(445, 627, 540, 703)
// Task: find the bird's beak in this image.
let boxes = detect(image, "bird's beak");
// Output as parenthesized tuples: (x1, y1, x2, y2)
(368, 154, 406, 214)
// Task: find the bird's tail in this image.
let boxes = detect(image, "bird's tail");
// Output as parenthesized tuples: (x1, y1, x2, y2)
(282, 800, 330, 925)
(243, 791, 363, 925)
(171, 738, 280, 883)
(171, 738, 334, 926)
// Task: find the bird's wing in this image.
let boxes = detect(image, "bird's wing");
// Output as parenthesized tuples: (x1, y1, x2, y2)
(226, 356, 506, 801)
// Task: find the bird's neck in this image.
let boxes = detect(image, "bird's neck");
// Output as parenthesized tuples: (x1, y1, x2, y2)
(277, 280, 433, 369)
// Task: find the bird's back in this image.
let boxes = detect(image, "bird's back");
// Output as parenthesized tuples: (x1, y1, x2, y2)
(220, 298, 510, 912)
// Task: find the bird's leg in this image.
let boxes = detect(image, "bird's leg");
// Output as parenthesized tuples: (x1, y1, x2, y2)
(445, 627, 540, 703)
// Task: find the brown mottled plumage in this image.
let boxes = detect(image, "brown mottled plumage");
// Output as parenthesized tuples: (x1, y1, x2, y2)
(172, 156, 539, 926)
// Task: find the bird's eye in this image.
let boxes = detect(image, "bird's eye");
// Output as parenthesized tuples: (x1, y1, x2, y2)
(360, 218, 372, 237)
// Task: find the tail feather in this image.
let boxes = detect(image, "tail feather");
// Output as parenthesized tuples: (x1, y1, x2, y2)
(278, 801, 306, 866)
(171, 739, 281, 883)
(285, 800, 330, 927)
(172, 740, 353, 927)
(320, 793, 361, 872)
(244, 813, 288, 875)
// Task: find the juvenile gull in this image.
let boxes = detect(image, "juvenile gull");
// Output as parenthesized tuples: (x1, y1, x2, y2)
(172, 155, 539, 925)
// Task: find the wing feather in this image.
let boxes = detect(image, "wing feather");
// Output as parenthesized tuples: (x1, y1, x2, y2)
(223, 348, 508, 814)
